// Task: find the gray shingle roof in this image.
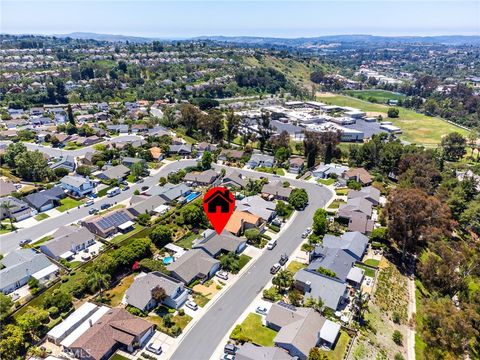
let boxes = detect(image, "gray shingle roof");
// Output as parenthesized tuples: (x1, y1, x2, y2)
(192, 230, 246, 257)
(40, 226, 95, 258)
(98, 164, 130, 180)
(125, 272, 183, 310)
(167, 249, 219, 284)
(236, 343, 294, 360)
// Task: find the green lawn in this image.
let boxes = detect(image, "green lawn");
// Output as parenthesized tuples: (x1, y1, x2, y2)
(319, 94, 469, 146)
(110, 225, 145, 244)
(364, 259, 380, 267)
(317, 178, 335, 186)
(126, 174, 136, 183)
(32, 235, 53, 247)
(97, 186, 113, 198)
(193, 292, 210, 307)
(35, 213, 50, 221)
(0, 223, 15, 234)
(356, 264, 376, 278)
(318, 330, 351, 360)
(57, 198, 83, 212)
(109, 354, 130, 360)
(335, 188, 349, 196)
(287, 260, 307, 274)
(238, 254, 252, 270)
(345, 89, 406, 103)
(175, 232, 198, 249)
(328, 199, 345, 209)
(230, 313, 278, 346)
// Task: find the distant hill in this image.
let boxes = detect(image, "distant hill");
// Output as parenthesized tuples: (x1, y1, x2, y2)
(51, 32, 480, 46)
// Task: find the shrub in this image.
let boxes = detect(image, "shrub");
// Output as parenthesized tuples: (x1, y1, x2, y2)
(268, 225, 280, 233)
(178, 309, 185, 316)
(394, 353, 405, 360)
(127, 306, 146, 317)
(263, 286, 282, 302)
(392, 311, 401, 324)
(392, 330, 403, 345)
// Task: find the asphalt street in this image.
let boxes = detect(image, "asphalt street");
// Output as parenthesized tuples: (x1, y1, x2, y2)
(170, 169, 333, 360)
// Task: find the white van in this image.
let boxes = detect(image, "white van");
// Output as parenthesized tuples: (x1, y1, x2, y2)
(267, 239, 277, 250)
(106, 187, 120, 197)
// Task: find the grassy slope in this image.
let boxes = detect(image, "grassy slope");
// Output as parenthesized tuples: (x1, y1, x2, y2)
(318, 94, 469, 146)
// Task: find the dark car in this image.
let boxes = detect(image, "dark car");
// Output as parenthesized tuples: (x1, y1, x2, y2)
(100, 203, 111, 210)
(19, 239, 32, 246)
(89, 208, 99, 215)
(224, 344, 237, 355)
(279, 254, 289, 266)
(270, 263, 281, 274)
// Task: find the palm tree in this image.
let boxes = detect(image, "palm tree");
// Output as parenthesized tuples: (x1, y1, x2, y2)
(272, 270, 293, 292)
(304, 296, 324, 314)
(354, 290, 369, 324)
(86, 271, 111, 298)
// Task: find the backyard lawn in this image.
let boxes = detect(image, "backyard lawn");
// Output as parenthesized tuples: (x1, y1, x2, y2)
(109, 354, 129, 360)
(318, 330, 351, 360)
(175, 232, 198, 249)
(356, 264, 376, 278)
(104, 274, 136, 306)
(35, 213, 50, 221)
(110, 225, 145, 244)
(287, 260, 307, 273)
(230, 313, 278, 347)
(364, 259, 380, 267)
(57, 198, 83, 212)
(318, 94, 469, 146)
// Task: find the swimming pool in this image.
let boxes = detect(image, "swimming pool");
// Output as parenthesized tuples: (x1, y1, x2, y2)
(185, 192, 200, 203)
(163, 256, 173, 265)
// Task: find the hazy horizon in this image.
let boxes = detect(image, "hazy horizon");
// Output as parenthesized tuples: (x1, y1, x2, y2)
(1, 1, 479, 38)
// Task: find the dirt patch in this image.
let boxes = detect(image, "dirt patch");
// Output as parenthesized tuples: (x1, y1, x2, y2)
(316, 91, 336, 97)
(366, 111, 387, 118)
(192, 280, 221, 299)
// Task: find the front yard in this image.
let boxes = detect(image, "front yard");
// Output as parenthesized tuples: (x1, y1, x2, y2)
(57, 198, 83, 212)
(35, 213, 50, 221)
(286, 260, 307, 273)
(230, 313, 278, 347)
(147, 311, 193, 337)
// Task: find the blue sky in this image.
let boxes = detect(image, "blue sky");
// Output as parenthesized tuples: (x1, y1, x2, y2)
(1, 1, 479, 38)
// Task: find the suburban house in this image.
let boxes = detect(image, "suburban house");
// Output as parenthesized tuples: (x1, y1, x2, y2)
(107, 124, 129, 134)
(343, 167, 373, 186)
(247, 153, 275, 168)
(126, 195, 167, 217)
(121, 157, 146, 168)
(0, 196, 36, 221)
(321, 232, 369, 261)
(347, 186, 381, 206)
(347, 212, 374, 234)
(294, 269, 349, 311)
(147, 183, 191, 203)
(235, 343, 294, 360)
(0, 249, 59, 294)
(312, 163, 349, 179)
(224, 210, 262, 236)
(60, 175, 95, 197)
(261, 181, 292, 201)
(168, 144, 192, 156)
(63, 306, 155, 360)
(24, 186, 66, 212)
(82, 209, 135, 238)
(81, 152, 97, 166)
(337, 197, 373, 221)
(40, 226, 96, 260)
(196, 142, 217, 156)
(167, 249, 220, 285)
(266, 302, 341, 359)
(288, 157, 304, 174)
(218, 149, 245, 162)
(149, 146, 164, 161)
(125, 272, 189, 311)
(237, 196, 276, 222)
(192, 229, 247, 257)
(183, 169, 219, 186)
(97, 164, 131, 182)
(222, 171, 247, 189)
(50, 155, 76, 173)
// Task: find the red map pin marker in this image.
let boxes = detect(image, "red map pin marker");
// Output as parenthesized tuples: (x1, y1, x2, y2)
(203, 187, 235, 234)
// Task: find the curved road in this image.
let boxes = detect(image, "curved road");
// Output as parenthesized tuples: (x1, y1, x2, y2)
(170, 167, 334, 360)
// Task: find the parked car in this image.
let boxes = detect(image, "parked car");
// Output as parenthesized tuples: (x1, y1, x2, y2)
(255, 306, 268, 315)
(147, 341, 163, 355)
(185, 300, 198, 311)
(89, 208, 99, 215)
(122, 185, 130, 191)
(137, 178, 145, 183)
(81, 253, 91, 261)
(19, 239, 32, 246)
(221, 354, 235, 360)
(141, 186, 150, 192)
(100, 203, 111, 210)
(267, 239, 277, 250)
(279, 254, 289, 266)
(301, 230, 309, 238)
(224, 343, 238, 355)
(270, 263, 281, 274)
(84, 199, 94, 207)
(216, 270, 229, 280)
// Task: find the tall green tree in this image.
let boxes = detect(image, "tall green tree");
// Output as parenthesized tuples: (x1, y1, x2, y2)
(225, 110, 240, 145)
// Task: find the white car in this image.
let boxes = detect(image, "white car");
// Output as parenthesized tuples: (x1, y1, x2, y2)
(147, 341, 163, 355)
(185, 300, 198, 311)
(216, 270, 229, 280)
(84, 200, 94, 207)
(267, 239, 277, 250)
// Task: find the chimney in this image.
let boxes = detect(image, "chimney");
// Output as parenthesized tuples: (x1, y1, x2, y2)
(305, 280, 312, 292)
(89, 319, 93, 327)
